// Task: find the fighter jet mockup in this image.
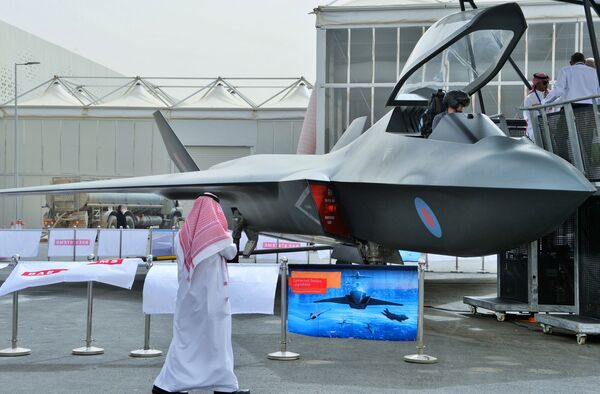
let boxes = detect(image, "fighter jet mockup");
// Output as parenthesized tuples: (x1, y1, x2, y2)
(0, 3, 594, 262)
(381, 308, 409, 323)
(314, 290, 403, 310)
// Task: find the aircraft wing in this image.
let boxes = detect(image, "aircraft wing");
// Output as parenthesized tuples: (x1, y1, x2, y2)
(366, 298, 403, 307)
(314, 297, 350, 305)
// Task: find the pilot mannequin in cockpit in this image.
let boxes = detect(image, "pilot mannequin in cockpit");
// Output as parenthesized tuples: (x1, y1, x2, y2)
(432, 90, 471, 130)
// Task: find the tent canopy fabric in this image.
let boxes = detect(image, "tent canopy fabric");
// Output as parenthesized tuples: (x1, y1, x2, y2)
(179, 83, 250, 108)
(19, 80, 82, 106)
(266, 83, 311, 108)
(99, 81, 166, 107)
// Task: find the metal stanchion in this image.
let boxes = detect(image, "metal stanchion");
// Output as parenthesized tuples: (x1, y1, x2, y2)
(72, 254, 104, 355)
(404, 258, 437, 364)
(450, 256, 462, 273)
(119, 226, 124, 258)
(424, 253, 433, 272)
(267, 257, 299, 361)
(477, 256, 489, 274)
(130, 253, 162, 358)
(0, 255, 31, 357)
(73, 225, 77, 262)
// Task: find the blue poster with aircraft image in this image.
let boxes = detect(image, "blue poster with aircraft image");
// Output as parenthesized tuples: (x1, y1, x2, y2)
(287, 265, 418, 341)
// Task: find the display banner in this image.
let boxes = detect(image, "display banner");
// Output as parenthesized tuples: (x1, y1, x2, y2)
(255, 235, 307, 263)
(142, 263, 178, 314)
(142, 263, 280, 315)
(287, 264, 418, 341)
(0, 229, 42, 258)
(0, 258, 141, 296)
(98, 229, 149, 257)
(48, 229, 97, 258)
(150, 230, 177, 257)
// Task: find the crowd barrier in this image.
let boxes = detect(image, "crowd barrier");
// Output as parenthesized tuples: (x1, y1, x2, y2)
(0, 228, 471, 363)
(0, 227, 281, 358)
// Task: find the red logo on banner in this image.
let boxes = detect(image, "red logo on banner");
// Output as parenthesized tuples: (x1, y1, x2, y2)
(290, 277, 327, 294)
(88, 259, 124, 266)
(22, 269, 69, 277)
(54, 239, 91, 246)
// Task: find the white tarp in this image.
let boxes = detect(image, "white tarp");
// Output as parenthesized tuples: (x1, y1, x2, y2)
(97, 229, 149, 258)
(48, 229, 97, 258)
(143, 263, 280, 315)
(0, 258, 140, 297)
(315, 1, 585, 27)
(0, 230, 42, 258)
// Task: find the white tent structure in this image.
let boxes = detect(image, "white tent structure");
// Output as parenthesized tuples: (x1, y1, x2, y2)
(0, 76, 312, 227)
(314, 0, 595, 152)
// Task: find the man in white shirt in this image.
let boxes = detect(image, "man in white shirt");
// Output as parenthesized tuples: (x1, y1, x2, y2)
(543, 52, 600, 105)
(523, 72, 551, 143)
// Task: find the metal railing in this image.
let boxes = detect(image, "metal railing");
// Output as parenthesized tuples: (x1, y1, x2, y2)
(521, 94, 600, 181)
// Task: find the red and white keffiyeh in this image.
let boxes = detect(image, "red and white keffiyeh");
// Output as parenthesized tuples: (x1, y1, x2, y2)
(178, 196, 230, 276)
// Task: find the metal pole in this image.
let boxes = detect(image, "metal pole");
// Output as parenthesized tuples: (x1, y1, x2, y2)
(424, 253, 433, 272)
(404, 258, 437, 364)
(119, 226, 123, 258)
(130, 254, 162, 357)
(451, 256, 463, 273)
(0, 255, 30, 357)
(73, 226, 77, 261)
(268, 257, 299, 360)
(14, 63, 18, 222)
(72, 254, 103, 355)
(478, 256, 489, 274)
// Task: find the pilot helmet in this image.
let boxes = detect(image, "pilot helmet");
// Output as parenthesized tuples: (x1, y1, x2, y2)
(443, 90, 470, 110)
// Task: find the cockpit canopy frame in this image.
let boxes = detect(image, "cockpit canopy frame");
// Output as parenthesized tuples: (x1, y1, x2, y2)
(386, 2, 527, 107)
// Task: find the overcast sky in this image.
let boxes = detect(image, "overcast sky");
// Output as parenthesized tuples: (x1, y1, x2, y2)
(0, 0, 319, 81)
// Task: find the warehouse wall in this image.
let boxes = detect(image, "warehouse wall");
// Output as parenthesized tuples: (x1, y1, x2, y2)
(0, 116, 305, 227)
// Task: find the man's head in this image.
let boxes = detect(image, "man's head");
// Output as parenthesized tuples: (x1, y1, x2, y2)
(532, 72, 550, 91)
(586, 57, 596, 68)
(570, 52, 585, 65)
(443, 90, 470, 113)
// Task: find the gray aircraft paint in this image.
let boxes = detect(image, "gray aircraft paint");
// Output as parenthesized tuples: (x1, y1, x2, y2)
(0, 3, 594, 256)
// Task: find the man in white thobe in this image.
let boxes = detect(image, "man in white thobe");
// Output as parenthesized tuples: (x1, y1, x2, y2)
(153, 193, 250, 394)
(523, 72, 551, 143)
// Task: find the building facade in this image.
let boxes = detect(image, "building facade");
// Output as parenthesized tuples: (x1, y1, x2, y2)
(314, 0, 599, 152)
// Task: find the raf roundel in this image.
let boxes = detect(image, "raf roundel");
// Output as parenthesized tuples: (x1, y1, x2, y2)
(414, 197, 442, 238)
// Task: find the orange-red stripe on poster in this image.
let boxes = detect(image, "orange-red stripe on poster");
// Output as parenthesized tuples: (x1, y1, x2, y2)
(290, 271, 341, 289)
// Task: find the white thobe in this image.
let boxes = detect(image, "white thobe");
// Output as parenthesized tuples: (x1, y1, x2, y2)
(523, 90, 547, 143)
(543, 63, 600, 105)
(154, 233, 239, 393)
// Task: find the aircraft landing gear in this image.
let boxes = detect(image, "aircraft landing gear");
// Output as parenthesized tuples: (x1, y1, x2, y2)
(358, 241, 403, 265)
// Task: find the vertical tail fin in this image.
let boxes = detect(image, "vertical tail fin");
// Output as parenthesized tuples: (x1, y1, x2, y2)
(153, 111, 200, 172)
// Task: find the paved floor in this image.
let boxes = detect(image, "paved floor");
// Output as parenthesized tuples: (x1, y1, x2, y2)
(0, 272, 599, 393)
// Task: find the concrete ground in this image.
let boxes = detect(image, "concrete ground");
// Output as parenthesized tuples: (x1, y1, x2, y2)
(1, 269, 599, 394)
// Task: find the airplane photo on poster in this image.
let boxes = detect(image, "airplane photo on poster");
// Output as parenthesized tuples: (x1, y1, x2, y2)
(287, 265, 418, 341)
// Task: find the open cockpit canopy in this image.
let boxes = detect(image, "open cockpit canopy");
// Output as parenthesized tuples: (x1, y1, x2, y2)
(386, 2, 526, 107)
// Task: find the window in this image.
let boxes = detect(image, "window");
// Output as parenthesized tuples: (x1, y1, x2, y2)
(528, 24, 553, 78)
(375, 29, 398, 83)
(326, 30, 348, 83)
(350, 29, 373, 83)
(325, 88, 347, 151)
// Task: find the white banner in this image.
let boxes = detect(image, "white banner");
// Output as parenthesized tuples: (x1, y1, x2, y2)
(48, 229, 97, 258)
(142, 263, 280, 315)
(0, 258, 140, 297)
(98, 229, 149, 257)
(255, 236, 307, 263)
(142, 263, 178, 314)
(229, 263, 280, 314)
(0, 230, 42, 258)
